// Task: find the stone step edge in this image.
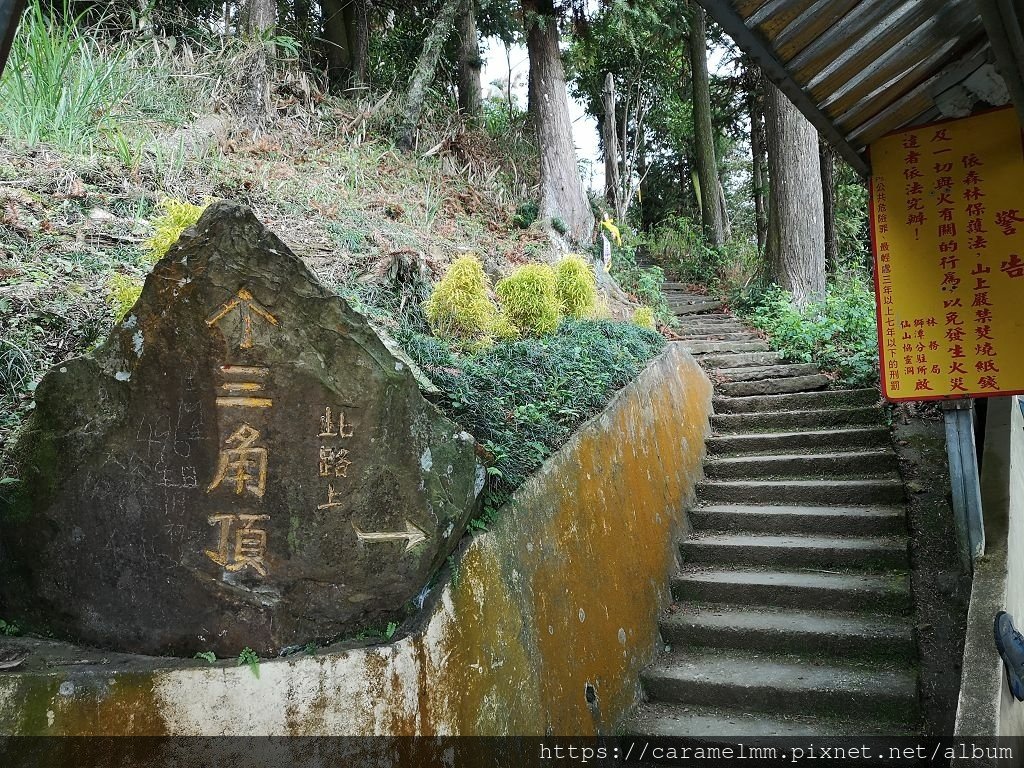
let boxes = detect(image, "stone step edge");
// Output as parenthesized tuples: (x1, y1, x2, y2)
(622, 701, 921, 738)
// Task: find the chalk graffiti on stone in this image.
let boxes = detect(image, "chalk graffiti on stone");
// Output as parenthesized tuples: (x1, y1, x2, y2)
(207, 424, 269, 498)
(205, 513, 271, 575)
(205, 288, 279, 350)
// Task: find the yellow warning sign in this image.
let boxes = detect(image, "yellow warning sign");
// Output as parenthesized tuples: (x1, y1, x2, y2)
(870, 107, 1024, 401)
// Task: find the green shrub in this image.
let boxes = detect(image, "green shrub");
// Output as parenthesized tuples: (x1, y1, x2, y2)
(145, 199, 206, 263)
(422, 254, 498, 342)
(633, 306, 655, 330)
(550, 216, 568, 235)
(512, 201, 539, 229)
(607, 235, 671, 326)
(644, 215, 724, 287)
(555, 255, 597, 319)
(106, 273, 143, 321)
(398, 319, 665, 522)
(495, 264, 560, 337)
(735, 275, 879, 388)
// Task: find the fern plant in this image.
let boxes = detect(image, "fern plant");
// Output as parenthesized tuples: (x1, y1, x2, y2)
(237, 647, 260, 679)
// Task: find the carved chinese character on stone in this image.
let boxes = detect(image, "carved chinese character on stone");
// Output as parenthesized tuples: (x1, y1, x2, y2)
(208, 424, 269, 498)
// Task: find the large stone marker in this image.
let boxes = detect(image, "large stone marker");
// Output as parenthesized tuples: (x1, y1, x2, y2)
(1, 202, 482, 656)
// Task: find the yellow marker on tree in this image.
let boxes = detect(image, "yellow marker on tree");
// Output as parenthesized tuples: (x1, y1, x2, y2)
(601, 215, 622, 246)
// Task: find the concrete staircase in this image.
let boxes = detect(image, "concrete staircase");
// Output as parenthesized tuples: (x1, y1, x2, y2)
(626, 285, 920, 737)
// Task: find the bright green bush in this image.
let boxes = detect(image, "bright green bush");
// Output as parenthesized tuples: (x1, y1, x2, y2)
(145, 199, 206, 263)
(422, 254, 498, 341)
(106, 273, 143, 321)
(633, 306, 656, 330)
(735, 275, 879, 388)
(555, 255, 597, 319)
(495, 264, 560, 337)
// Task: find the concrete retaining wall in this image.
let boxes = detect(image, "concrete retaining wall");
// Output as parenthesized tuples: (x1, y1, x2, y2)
(954, 395, 1024, 743)
(0, 341, 713, 736)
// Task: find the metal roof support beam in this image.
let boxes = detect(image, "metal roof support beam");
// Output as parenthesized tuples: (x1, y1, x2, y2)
(694, 0, 871, 175)
(976, 0, 1024, 125)
(0, 0, 24, 79)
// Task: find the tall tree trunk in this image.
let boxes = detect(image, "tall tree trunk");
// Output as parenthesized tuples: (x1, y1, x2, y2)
(456, 0, 482, 116)
(602, 73, 622, 215)
(395, 0, 460, 151)
(351, 0, 369, 88)
(524, 0, 595, 243)
(322, 0, 369, 90)
(763, 80, 826, 306)
(820, 139, 838, 274)
(748, 67, 767, 254)
(236, 0, 275, 118)
(689, 1, 726, 246)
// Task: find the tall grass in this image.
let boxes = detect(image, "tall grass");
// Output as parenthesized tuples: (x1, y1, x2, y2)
(0, 2, 132, 151)
(0, 2, 216, 154)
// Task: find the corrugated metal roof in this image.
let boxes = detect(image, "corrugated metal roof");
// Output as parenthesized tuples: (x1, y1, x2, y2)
(696, 0, 1023, 175)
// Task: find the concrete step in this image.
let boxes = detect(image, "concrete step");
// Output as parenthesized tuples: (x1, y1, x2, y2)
(705, 450, 895, 479)
(679, 331, 761, 342)
(700, 351, 783, 368)
(715, 363, 820, 382)
(640, 650, 919, 722)
(660, 603, 916, 661)
(675, 313, 741, 325)
(675, 315, 749, 327)
(684, 340, 770, 355)
(680, 533, 908, 570)
(690, 504, 907, 536)
(672, 568, 912, 613)
(718, 374, 830, 397)
(673, 301, 724, 315)
(711, 407, 884, 434)
(663, 283, 709, 292)
(706, 426, 891, 455)
(624, 702, 917, 737)
(698, 478, 906, 505)
(677, 327, 749, 338)
(713, 389, 880, 413)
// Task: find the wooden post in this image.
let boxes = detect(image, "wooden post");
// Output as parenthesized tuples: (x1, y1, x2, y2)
(942, 398, 985, 572)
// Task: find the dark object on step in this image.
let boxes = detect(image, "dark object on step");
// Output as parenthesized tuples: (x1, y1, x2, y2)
(994, 611, 1024, 701)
